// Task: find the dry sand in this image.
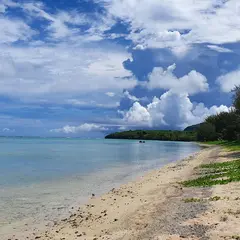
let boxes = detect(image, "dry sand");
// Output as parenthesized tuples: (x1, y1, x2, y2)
(3, 146, 240, 240)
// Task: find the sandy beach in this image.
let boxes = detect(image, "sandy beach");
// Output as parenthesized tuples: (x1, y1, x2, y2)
(3, 146, 240, 240)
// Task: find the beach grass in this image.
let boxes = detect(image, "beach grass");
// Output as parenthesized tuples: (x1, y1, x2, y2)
(182, 159, 240, 187)
(203, 141, 240, 151)
(183, 197, 202, 203)
(183, 196, 222, 203)
(232, 236, 240, 240)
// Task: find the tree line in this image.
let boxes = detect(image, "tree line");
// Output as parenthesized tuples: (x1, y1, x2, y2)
(105, 130, 197, 141)
(197, 86, 240, 142)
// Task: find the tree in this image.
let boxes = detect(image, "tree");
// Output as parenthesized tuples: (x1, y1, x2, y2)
(206, 112, 229, 134)
(202, 85, 240, 141)
(197, 123, 217, 142)
(233, 86, 240, 113)
(221, 112, 240, 140)
(205, 110, 239, 140)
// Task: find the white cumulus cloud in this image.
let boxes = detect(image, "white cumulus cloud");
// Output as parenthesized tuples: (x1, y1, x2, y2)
(207, 45, 233, 53)
(2, 127, 15, 133)
(122, 91, 230, 129)
(148, 64, 209, 95)
(0, 4, 6, 13)
(101, 0, 240, 53)
(0, 44, 136, 100)
(0, 17, 35, 44)
(123, 102, 151, 126)
(123, 91, 139, 102)
(217, 69, 240, 92)
(51, 123, 109, 134)
(105, 92, 115, 97)
(0, 1, 136, 105)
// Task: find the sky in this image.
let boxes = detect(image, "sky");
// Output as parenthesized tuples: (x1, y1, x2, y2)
(0, 0, 240, 137)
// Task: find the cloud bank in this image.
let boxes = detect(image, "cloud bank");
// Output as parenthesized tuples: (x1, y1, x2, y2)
(51, 123, 109, 134)
(121, 64, 230, 129)
(122, 91, 230, 129)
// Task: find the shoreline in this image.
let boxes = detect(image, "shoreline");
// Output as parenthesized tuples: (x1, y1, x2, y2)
(1, 147, 207, 240)
(3, 146, 239, 240)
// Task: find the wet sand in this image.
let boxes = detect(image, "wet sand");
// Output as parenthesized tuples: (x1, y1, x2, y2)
(3, 146, 240, 240)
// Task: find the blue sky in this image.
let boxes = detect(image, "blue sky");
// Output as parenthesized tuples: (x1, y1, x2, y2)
(0, 0, 240, 137)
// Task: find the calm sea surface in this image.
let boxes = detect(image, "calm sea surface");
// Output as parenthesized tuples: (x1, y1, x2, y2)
(0, 138, 200, 233)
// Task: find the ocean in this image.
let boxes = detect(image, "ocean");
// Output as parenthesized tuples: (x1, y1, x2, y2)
(0, 138, 200, 235)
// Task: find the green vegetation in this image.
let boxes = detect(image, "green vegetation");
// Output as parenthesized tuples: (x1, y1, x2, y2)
(183, 196, 222, 203)
(209, 196, 221, 201)
(183, 198, 202, 203)
(232, 236, 240, 240)
(196, 86, 240, 142)
(182, 159, 240, 187)
(197, 123, 217, 141)
(105, 130, 197, 141)
(204, 141, 240, 151)
(225, 209, 240, 216)
(184, 123, 202, 131)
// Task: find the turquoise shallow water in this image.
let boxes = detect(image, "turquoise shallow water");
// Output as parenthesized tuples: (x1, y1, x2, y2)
(0, 138, 200, 233)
